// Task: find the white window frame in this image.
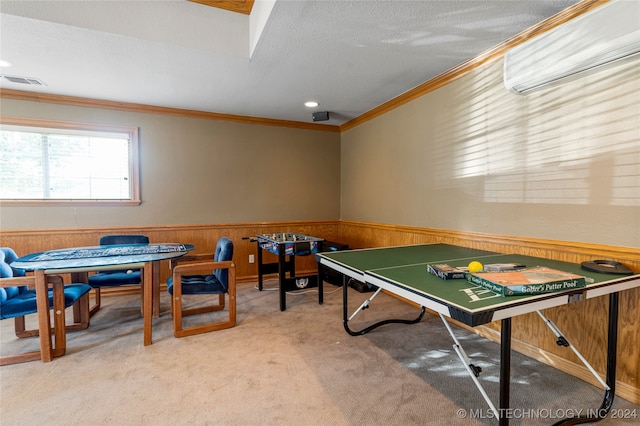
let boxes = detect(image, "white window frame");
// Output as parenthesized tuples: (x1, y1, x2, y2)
(0, 116, 140, 206)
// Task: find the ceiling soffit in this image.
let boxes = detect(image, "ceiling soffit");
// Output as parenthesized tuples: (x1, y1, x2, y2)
(189, 0, 255, 15)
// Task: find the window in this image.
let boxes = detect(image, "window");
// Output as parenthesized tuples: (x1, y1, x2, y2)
(0, 117, 140, 206)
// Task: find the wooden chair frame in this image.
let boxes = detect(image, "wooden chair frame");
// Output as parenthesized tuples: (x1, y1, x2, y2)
(77, 271, 159, 319)
(170, 255, 236, 338)
(1, 275, 89, 366)
(13, 273, 90, 338)
(86, 234, 156, 318)
(13, 300, 90, 338)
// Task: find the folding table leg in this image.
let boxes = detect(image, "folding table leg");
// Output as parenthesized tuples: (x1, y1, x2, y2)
(342, 274, 425, 336)
(537, 310, 609, 390)
(539, 293, 619, 425)
(499, 318, 511, 426)
(439, 313, 499, 417)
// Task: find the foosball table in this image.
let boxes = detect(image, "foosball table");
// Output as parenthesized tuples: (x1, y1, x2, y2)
(253, 232, 324, 311)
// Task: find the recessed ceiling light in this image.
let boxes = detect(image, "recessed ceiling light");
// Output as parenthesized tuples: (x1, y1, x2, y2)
(304, 101, 319, 108)
(0, 60, 12, 67)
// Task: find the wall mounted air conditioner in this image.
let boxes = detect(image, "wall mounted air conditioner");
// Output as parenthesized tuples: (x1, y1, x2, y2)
(504, 0, 640, 94)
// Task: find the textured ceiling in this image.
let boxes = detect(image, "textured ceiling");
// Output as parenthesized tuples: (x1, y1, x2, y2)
(0, 0, 581, 126)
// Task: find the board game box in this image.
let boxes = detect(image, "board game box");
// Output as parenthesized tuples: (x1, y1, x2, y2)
(427, 264, 468, 280)
(467, 266, 586, 296)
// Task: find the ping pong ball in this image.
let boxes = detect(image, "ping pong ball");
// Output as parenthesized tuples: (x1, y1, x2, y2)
(468, 261, 484, 273)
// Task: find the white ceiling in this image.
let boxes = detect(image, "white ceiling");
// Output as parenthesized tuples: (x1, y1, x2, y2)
(0, 0, 581, 126)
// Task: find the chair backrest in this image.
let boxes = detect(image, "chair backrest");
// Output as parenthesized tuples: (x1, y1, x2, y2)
(0, 247, 27, 304)
(213, 237, 234, 286)
(100, 235, 149, 246)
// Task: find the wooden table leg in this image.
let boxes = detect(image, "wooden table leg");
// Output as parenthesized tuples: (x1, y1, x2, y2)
(71, 271, 89, 325)
(153, 260, 160, 318)
(51, 277, 67, 358)
(34, 270, 53, 363)
(143, 262, 153, 346)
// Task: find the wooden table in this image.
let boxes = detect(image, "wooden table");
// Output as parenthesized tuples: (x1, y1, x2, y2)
(11, 243, 193, 361)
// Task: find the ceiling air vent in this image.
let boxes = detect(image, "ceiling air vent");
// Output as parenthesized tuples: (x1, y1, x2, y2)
(1, 75, 47, 86)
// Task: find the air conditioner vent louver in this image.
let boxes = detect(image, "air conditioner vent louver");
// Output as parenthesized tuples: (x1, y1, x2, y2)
(504, 0, 640, 94)
(1, 75, 47, 86)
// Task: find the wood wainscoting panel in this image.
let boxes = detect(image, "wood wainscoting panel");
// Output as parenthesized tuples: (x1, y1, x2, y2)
(0, 221, 340, 286)
(337, 220, 640, 404)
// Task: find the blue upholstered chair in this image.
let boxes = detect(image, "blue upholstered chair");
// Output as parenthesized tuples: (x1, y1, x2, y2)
(87, 234, 149, 317)
(167, 237, 236, 337)
(1, 247, 91, 366)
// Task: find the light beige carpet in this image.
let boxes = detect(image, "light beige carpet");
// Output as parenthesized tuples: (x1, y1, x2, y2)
(1, 279, 638, 425)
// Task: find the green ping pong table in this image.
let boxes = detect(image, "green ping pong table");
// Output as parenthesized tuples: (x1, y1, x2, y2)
(315, 243, 640, 425)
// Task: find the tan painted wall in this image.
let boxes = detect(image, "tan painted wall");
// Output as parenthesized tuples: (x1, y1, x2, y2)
(0, 99, 341, 229)
(340, 58, 640, 248)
